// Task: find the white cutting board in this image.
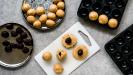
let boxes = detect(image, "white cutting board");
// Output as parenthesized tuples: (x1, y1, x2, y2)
(35, 22, 100, 75)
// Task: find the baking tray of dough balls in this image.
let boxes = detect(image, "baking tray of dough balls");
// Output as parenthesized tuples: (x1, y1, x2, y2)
(0, 23, 33, 68)
(105, 24, 133, 75)
(22, 0, 65, 31)
(77, 0, 128, 29)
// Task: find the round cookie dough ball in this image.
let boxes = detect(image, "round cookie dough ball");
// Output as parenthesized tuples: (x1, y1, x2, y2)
(22, 3, 31, 12)
(33, 20, 41, 28)
(53, 0, 63, 4)
(27, 16, 36, 24)
(56, 9, 65, 17)
(72, 45, 89, 60)
(57, 1, 65, 9)
(57, 49, 67, 61)
(53, 63, 64, 74)
(27, 8, 36, 16)
(47, 12, 56, 20)
(36, 6, 45, 15)
(49, 4, 58, 13)
(42, 51, 52, 61)
(98, 14, 108, 24)
(39, 14, 47, 23)
(62, 33, 77, 48)
(108, 18, 118, 29)
(89, 11, 98, 21)
(46, 19, 56, 28)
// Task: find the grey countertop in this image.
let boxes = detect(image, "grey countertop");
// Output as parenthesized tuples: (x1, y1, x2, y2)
(0, 0, 133, 75)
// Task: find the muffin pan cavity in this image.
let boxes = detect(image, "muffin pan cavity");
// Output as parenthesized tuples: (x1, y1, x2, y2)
(77, 0, 128, 29)
(105, 24, 133, 75)
(0, 23, 33, 68)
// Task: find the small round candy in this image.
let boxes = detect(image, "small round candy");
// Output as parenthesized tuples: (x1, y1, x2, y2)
(89, 11, 98, 21)
(53, 63, 64, 74)
(36, 6, 45, 15)
(49, 4, 58, 13)
(56, 9, 65, 17)
(27, 8, 36, 16)
(108, 18, 118, 28)
(57, 1, 65, 9)
(42, 51, 52, 61)
(47, 12, 56, 20)
(27, 16, 36, 24)
(33, 20, 41, 28)
(22, 3, 31, 12)
(46, 19, 56, 28)
(98, 14, 108, 24)
(39, 14, 47, 23)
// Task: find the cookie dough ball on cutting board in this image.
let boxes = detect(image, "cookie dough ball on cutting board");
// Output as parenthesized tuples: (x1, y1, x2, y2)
(53, 63, 64, 74)
(42, 51, 52, 61)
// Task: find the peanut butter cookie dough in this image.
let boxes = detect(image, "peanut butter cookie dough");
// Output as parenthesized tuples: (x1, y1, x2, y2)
(98, 14, 108, 24)
(62, 34, 77, 48)
(89, 11, 98, 21)
(42, 51, 52, 61)
(57, 49, 67, 61)
(53, 63, 64, 74)
(72, 45, 89, 60)
(22, 3, 31, 12)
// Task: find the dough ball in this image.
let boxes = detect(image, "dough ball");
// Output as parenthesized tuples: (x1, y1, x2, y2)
(53, 0, 63, 4)
(47, 12, 56, 20)
(89, 11, 98, 21)
(62, 33, 77, 48)
(72, 45, 89, 60)
(98, 14, 108, 24)
(108, 18, 118, 28)
(46, 19, 56, 28)
(53, 63, 64, 74)
(27, 16, 36, 24)
(22, 3, 31, 12)
(33, 20, 41, 28)
(57, 1, 65, 9)
(36, 6, 45, 15)
(56, 9, 65, 17)
(49, 4, 58, 13)
(57, 49, 67, 61)
(27, 8, 36, 16)
(39, 14, 47, 23)
(42, 51, 52, 61)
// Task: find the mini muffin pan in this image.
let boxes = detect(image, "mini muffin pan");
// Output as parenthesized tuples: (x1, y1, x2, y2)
(0, 23, 33, 68)
(35, 22, 100, 75)
(77, 0, 128, 29)
(22, 0, 65, 31)
(105, 24, 133, 75)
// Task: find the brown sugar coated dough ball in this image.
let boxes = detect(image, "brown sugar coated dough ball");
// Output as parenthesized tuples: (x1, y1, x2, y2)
(36, 6, 45, 15)
(57, 49, 67, 61)
(98, 14, 108, 24)
(53, 63, 64, 74)
(56, 9, 65, 17)
(39, 14, 47, 23)
(53, 0, 64, 4)
(49, 4, 58, 13)
(72, 45, 89, 61)
(27, 16, 36, 24)
(42, 51, 52, 61)
(57, 1, 65, 9)
(47, 12, 56, 20)
(62, 33, 77, 48)
(22, 3, 31, 12)
(89, 11, 98, 21)
(108, 18, 118, 29)
(33, 20, 41, 28)
(46, 19, 56, 28)
(27, 8, 36, 16)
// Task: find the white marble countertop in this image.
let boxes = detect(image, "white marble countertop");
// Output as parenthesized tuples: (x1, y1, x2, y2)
(0, 0, 133, 75)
